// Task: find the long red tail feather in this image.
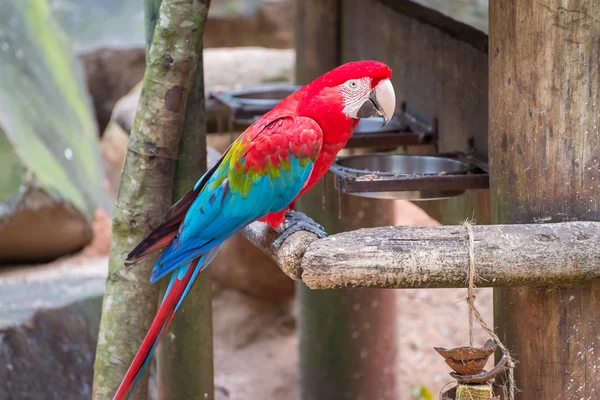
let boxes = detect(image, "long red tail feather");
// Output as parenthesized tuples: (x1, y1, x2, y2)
(112, 259, 199, 400)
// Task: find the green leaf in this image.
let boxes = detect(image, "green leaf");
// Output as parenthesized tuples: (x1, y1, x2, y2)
(412, 385, 434, 400)
(0, 0, 106, 221)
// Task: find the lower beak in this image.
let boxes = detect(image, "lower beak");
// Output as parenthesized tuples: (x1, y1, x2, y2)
(356, 78, 396, 127)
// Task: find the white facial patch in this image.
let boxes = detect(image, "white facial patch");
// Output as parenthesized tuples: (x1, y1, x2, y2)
(341, 77, 372, 118)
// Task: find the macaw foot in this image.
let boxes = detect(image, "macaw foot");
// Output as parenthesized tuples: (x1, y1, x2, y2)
(271, 210, 328, 251)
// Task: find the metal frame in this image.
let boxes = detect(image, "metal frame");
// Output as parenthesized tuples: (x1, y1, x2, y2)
(329, 151, 489, 195)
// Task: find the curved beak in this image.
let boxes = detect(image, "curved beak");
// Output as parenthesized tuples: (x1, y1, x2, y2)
(356, 78, 396, 127)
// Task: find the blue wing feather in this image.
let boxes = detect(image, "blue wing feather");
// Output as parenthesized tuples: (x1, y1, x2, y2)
(150, 116, 321, 283)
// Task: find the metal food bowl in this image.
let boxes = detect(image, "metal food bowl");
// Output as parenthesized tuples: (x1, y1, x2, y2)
(222, 85, 300, 109)
(209, 85, 301, 127)
(332, 154, 471, 200)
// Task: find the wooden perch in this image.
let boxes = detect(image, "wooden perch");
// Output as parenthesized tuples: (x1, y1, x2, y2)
(242, 222, 319, 281)
(242, 221, 600, 289)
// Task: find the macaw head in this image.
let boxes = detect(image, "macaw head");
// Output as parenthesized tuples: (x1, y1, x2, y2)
(298, 60, 396, 127)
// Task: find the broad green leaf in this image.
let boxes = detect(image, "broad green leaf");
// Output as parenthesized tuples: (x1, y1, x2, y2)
(0, 0, 106, 221)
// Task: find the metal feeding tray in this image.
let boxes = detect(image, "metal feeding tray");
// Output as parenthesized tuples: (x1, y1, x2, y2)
(330, 152, 489, 200)
(209, 85, 435, 148)
(347, 104, 436, 148)
(209, 84, 301, 127)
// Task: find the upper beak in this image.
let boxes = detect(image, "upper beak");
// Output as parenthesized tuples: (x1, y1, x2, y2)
(356, 78, 396, 127)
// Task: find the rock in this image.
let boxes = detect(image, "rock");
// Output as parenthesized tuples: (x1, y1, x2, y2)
(0, 189, 93, 264)
(110, 81, 143, 134)
(80, 48, 146, 134)
(50, 0, 293, 53)
(0, 257, 107, 400)
(105, 47, 295, 138)
(51, 0, 293, 54)
(49, 0, 145, 53)
(0, 0, 108, 264)
(0, 244, 297, 400)
(80, 209, 113, 258)
(203, 47, 295, 90)
(100, 120, 130, 197)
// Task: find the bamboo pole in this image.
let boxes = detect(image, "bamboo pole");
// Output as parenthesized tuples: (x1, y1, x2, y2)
(157, 12, 213, 400)
(489, 0, 600, 397)
(92, 1, 208, 399)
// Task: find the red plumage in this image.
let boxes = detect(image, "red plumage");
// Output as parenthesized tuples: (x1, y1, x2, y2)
(260, 60, 392, 227)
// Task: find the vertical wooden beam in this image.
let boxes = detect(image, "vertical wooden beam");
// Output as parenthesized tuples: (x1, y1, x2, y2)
(295, 0, 340, 85)
(296, 2, 399, 398)
(489, 1, 600, 397)
(296, 175, 399, 400)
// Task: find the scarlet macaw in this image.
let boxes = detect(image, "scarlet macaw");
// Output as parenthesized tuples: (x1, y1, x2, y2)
(113, 60, 395, 399)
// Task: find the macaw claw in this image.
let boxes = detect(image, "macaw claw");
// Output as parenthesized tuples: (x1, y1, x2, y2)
(271, 210, 328, 252)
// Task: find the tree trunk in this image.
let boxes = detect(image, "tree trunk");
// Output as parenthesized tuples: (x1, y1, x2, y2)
(92, 0, 208, 398)
(489, 0, 600, 397)
(157, 10, 213, 398)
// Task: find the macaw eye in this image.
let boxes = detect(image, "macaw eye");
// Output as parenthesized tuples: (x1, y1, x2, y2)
(347, 80, 359, 89)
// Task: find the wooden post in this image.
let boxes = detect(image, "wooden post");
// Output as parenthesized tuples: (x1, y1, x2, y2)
(489, 0, 600, 397)
(157, 19, 213, 400)
(295, 0, 340, 86)
(146, 4, 215, 395)
(296, 1, 398, 398)
(296, 175, 399, 400)
(295, 1, 376, 399)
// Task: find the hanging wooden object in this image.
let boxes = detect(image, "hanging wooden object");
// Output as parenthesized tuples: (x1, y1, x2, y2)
(435, 340, 508, 400)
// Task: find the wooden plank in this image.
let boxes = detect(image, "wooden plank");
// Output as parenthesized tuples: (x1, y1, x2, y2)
(295, 0, 340, 85)
(489, 0, 600, 397)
